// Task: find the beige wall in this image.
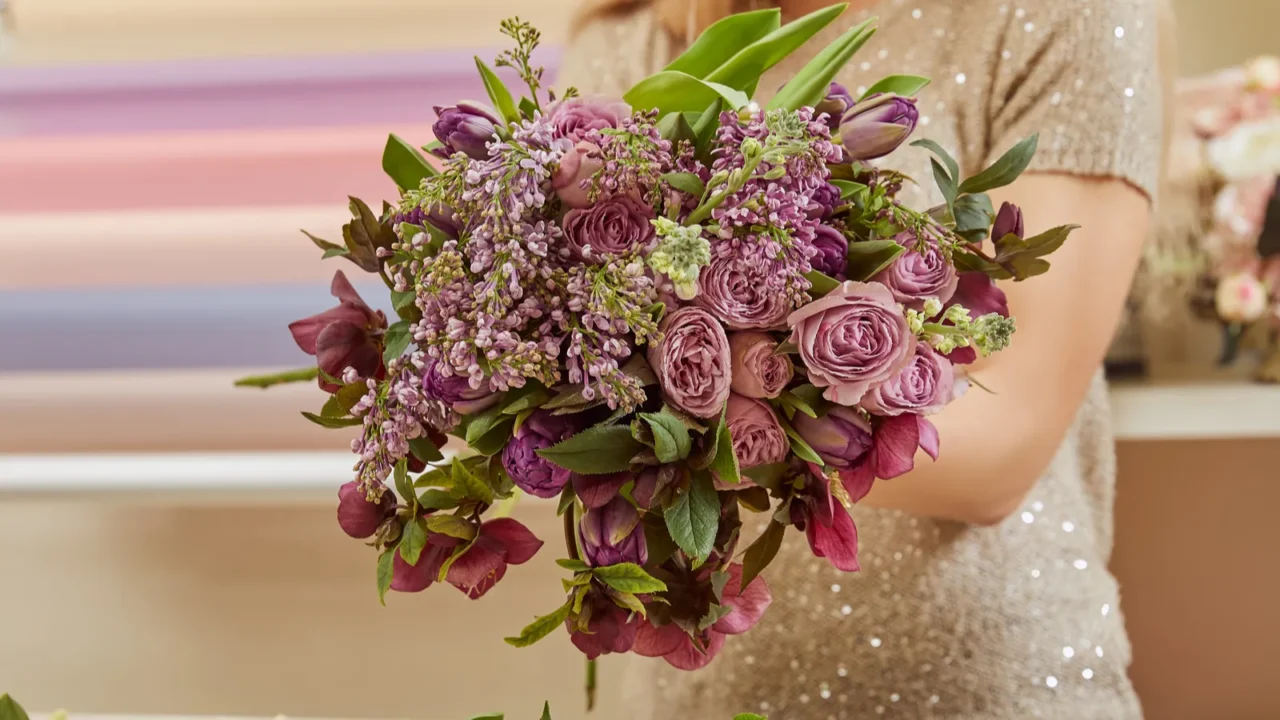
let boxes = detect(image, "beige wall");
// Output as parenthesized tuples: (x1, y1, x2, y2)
(1171, 0, 1280, 75)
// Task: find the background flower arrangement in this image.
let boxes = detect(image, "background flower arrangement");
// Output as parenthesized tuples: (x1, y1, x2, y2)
(237, 1, 1071, 694)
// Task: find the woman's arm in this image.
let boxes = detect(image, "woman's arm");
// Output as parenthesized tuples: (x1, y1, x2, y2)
(860, 174, 1152, 525)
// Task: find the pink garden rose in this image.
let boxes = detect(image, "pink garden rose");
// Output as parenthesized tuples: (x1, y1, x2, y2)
(725, 394, 789, 470)
(860, 344, 955, 417)
(728, 331, 793, 398)
(648, 307, 732, 418)
(787, 281, 917, 405)
(549, 97, 632, 142)
(552, 141, 604, 209)
(562, 195, 655, 261)
(873, 232, 959, 310)
(696, 253, 791, 330)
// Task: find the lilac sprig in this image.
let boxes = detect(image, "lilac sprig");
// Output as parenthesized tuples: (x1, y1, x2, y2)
(347, 355, 448, 500)
(585, 112, 674, 208)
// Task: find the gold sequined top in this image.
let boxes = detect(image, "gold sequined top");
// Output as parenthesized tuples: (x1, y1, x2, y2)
(560, 1, 1161, 717)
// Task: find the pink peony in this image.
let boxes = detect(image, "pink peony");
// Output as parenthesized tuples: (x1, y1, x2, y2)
(873, 232, 959, 310)
(695, 254, 791, 330)
(860, 344, 955, 417)
(648, 307, 732, 418)
(552, 141, 604, 209)
(725, 394, 789, 470)
(786, 281, 917, 405)
(562, 195, 655, 261)
(633, 563, 771, 670)
(549, 97, 632, 142)
(728, 331, 794, 398)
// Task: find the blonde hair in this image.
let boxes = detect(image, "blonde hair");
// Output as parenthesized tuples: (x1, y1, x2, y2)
(572, 0, 746, 41)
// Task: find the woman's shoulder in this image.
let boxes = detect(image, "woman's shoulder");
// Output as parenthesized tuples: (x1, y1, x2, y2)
(557, 4, 672, 98)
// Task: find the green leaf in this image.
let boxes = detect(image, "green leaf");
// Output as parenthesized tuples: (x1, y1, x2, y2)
(399, 516, 429, 565)
(640, 407, 693, 463)
(735, 484, 773, 512)
(704, 3, 847, 95)
(451, 459, 495, 505)
(743, 462, 791, 492)
(930, 157, 959, 208)
(540, 702, 553, 720)
(382, 134, 436, 191)
(910, 138, 959, 185)
(593, 562, 669, 594)
(383, 320, 412, 365)
(660, 171, 707, 198)
(425, 514, 477, 540)
(475, 57, 519, 125)
(767, 17, 876, 112)
(518, 95, 539, 120)
(556, 483, 577, 517)
(624, 71, 750, 116)
(0, 696, 30, 720)
(233, 367, 319, 389)
(393, 458, 414, 506)
(469, 715, 504, 720)
(709, 413, 741, 486)
(321, 246, 350, 259)
(303, 229, 345, 255)
(501, 386, 550, 415)
(300, 411, 363, 429)
(803, 269, 840, 297)
(464, 405, 507, 445)
(830, 179, 868, 201)
(693, 98, 726, 154)
(952, 192, 994, 238)
(860, 74, 930, 99)
(556, 558, 590, 572)
(777, 389, 818, 418)
(779, 416, 823, 465)
(664, 8, 781, 79)
(846, 238, 905, 281)
(376, 549, 395, 606)
(391, 289, 416, 312)
(958, 134, 1038, 194)
(734, 714, 768, 720)
(537, 425, 645, 475)
(741, 520, 786, 590)
(657, 111, 697, 143)
(417, 489, 459, 510)
(504, 600, 573, 648)
(408, 436, 444, 464)
(664, 470, 720, 560)
(436, 537, 475, 582)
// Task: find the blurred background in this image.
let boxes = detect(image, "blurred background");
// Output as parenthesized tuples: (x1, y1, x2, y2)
(1, 0, 1278, 718)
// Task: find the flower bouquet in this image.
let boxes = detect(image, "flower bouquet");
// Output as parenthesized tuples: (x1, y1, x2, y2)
(1182, 57, 1280, 381)
(238, 2, 1073, 684)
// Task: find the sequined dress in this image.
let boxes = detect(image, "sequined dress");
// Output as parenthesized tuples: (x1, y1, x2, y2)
(560, 1, 1161, 716)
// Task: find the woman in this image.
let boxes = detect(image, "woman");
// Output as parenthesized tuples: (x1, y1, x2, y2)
(561, 0, 1170, 717)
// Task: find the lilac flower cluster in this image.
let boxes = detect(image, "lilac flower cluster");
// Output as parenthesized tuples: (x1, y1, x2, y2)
(346, 356, 448, 499)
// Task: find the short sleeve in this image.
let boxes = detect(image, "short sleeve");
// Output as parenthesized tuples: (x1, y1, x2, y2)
(556, 8, 672, 99)
(984, 0, 1164, 199)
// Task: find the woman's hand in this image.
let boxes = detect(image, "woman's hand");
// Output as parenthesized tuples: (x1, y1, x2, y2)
(860, 174, 1152, 525)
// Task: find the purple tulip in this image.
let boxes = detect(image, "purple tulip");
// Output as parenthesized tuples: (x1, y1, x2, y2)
(336, 481, 396, 539)
(792, 406, 873, 469)
(810, 225, 849, 278)
(422, 359, 500, 415)
(815, 82, 856, 133)
(501, 410, 577, 498)
(992, 201, 1025, 239)
(579, 495, 647, 567)
(432, 101, 500, 160)
(840, 94, 919, 161)
(288, 271, 387, 392)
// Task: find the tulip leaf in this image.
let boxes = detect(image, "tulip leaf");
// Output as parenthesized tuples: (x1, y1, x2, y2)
(624, 71, 749, 116)
(708, 412, 742, 486)
(664, 8, 781, 79)
(540, 702, 553, 720)
(451, 458, 495, 505)
(399, 516, 429, 566)
(693, 98, 726, 155)
(593, 562, 669, 594)
(383, 320, 413, 365)
(704, 3, 847, 95)
(425, 514, 477, 540)
(504, 599, 573, 648)
(657, 111, 698, 144)
(664, 470, 720, 561)
(233, 366, 321, 389)
(475, 57, 519, 126)
(741, 520, 786, 590)
(659, 172, 707, 199)
(375, 548, 395, 606)
(958, 134, 1039, 195)
(845, 238, 906, 281)
(408, 435, 444, 464)
(860, 74, 931, 100)
(830, 179, 868, 201)
(382, 133, 436, 191)
(640, 407, 693, 463)
(300, 411, 363, 429)
(417, 489, 459, 511)
(803, 269, 841, 297)
(776, 389, 818, 419)
(779, 415, 824, 465)
(537, 425, 645, 475)
(767, 17, 876, 112)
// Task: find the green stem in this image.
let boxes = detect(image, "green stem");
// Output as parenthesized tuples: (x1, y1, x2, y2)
(585, 657, 598, 712)
(232, 367, 320, 389)
(685, 155, 764, 226)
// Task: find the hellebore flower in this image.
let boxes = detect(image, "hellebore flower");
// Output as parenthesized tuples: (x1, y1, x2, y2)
(288, 270, 387, 392)
(336, 481, 396, 539)
(633, 564, 771, 671)
(567, 589, 642, 659)
(790, 467, 861, 572)
(392, 517, 543, 599)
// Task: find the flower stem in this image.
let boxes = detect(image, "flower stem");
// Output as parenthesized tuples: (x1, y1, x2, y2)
(231, 367, 320, 388)
(564, 505, 580, 561)
(585, 657, 598, 711)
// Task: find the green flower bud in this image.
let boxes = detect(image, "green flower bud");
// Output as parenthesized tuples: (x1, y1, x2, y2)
(922, 296, 943, 319)
(972, 313, 1017, 356)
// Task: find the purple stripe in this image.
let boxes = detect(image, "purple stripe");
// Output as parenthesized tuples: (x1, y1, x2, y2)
(0, 48, 563, 138)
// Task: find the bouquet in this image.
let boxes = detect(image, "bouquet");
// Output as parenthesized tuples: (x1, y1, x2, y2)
(239, 3, 1072, 679)
(1181, 57, 1280, 380)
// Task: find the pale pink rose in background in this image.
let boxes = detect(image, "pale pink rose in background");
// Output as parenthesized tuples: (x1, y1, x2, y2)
(787, 281, 916, 405)
(1208, 116, 1280, 180)
(1245, 56, 1280, 94)
(724, 394, 789, 471)
(1216, 272, 1270, 322)
(1213, 177, 1276, 239)
(728, 332, 794, 398)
